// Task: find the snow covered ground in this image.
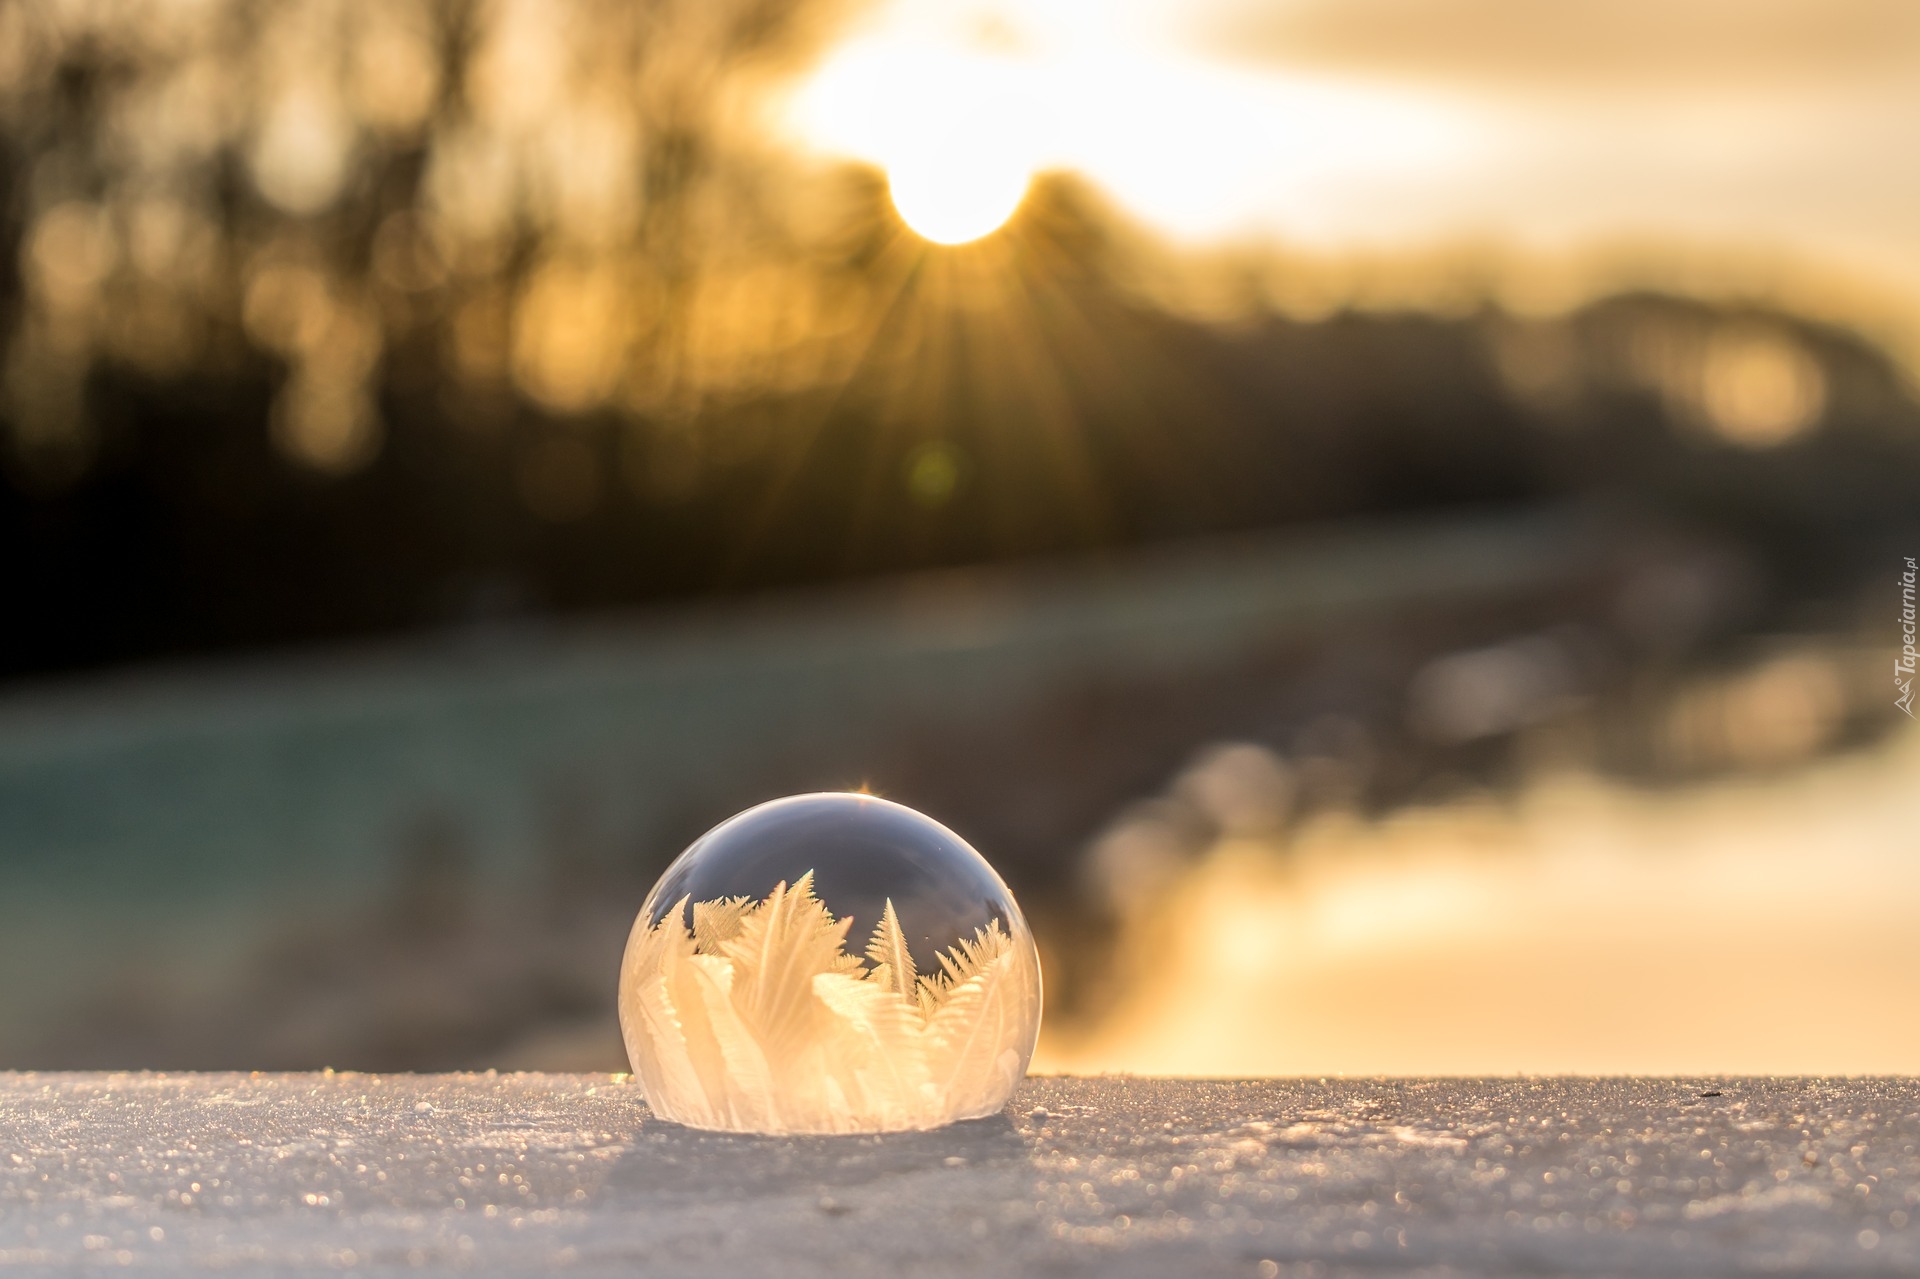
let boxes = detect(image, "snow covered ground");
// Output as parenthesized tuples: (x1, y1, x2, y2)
(2, 1072, 1915, 1275)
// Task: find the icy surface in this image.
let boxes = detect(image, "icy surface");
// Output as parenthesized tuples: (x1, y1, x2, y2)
(1, 1073, 1917, 1276)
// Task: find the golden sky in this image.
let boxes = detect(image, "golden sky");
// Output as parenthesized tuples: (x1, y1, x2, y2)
(786, 0, 1920, 338)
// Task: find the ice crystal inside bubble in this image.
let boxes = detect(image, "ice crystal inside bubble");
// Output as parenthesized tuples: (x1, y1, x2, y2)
(618, 793, 1043, 1134)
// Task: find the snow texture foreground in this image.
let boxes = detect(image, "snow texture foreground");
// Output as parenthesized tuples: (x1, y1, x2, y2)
(1, 1073, 1916, 1276)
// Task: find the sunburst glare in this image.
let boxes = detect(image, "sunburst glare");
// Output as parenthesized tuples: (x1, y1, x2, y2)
(788, 38, 1040, 244)
(888, 144, 1031, 245)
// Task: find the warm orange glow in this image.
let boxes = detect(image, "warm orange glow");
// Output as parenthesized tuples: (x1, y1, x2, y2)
(780, 0, 1920, 371)
(784, 19, 1471, 246)
(787, 38, 1037, 244)
(1040, 720, 1920, 1077)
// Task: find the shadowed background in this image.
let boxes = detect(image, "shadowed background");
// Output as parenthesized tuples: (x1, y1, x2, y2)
(0, 0, 1916, 1074)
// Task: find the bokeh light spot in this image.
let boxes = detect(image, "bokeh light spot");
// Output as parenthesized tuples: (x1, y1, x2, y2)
(905, 440, 963, 507)
(1699, 326, 1825, 447)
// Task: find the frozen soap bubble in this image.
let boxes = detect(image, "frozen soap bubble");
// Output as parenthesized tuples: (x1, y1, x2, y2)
(619, 793, 1042, 1134)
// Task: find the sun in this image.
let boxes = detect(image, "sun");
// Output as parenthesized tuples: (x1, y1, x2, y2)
(786, 40, 1039, 245)
(887, 139, 1032, 245)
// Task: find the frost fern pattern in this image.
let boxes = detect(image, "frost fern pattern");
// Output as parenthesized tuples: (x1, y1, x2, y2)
(620, 872, 1040, 1133)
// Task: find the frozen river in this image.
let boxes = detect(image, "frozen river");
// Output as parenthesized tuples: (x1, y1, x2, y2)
(2, 1072, 1915, 1275)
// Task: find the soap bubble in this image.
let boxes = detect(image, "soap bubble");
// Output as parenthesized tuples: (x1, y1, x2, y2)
(619, 793, 1042, 1134)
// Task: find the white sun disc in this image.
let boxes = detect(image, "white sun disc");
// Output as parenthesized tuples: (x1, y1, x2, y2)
(888, 144, 1032, 244)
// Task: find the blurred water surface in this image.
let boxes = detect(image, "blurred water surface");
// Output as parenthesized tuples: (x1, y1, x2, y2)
(0, 509, 1608, 1068)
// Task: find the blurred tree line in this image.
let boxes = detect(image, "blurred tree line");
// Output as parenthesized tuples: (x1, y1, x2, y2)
(2, 0, 1917, 682)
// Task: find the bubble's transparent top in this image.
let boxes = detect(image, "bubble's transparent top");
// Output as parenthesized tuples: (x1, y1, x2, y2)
(643, 792, 1024, 975)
